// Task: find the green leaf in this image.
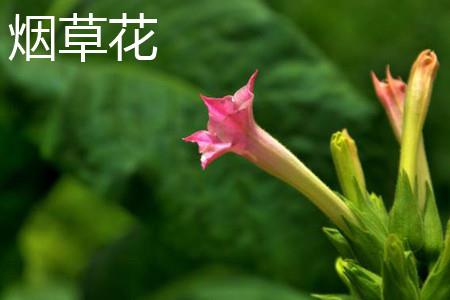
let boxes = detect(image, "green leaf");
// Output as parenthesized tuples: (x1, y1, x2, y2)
(1, 281, 78, 300)
(0, 101, 57, 290)
(146, 268, 313, 300)
(311, 294, 353, 300)
(81, 0, 375, 154)
(19, 176, 134, 282)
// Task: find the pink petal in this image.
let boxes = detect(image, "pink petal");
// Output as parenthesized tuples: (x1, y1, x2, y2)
(183, 130, 232, 169)
(199, 142, 231, 169)
(200, 95, 234, 121)
(385, 66, 406, 108)
(371, 67, 407, 138)
(371, 67, 406, 110)
(371, 71, 391, 105)
(233, 70, 258, 108)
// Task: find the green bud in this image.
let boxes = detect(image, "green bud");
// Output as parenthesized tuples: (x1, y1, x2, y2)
(335, 257, 381, 300)
(421, 220, 450, 300)
(382, 234, 420, 300)
(331, 129, 366, 205)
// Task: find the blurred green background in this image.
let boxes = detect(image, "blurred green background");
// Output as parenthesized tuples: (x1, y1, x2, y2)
(1, 0, 449, 299)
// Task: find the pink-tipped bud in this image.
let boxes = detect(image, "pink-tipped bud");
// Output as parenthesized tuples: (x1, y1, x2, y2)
(400, 50, 439, 185)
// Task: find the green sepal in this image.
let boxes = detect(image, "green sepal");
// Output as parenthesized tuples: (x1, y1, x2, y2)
(421, 183, 443, 263)
(335, 258, 381, 300)
(349, 182, 388, 232)
(343, 187, 388, 272)
(323, 227, 355, 259)
(421, 220, 450, 300)
(368, 193, 389, 227)
(382, 234, 420, 300)
(343, 211, 384, 272)
(405, 250, 421, 288)
(389, 171, 424, 251)
(311, 294, 354, 300)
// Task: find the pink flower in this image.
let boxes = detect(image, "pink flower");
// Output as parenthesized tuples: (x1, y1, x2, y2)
(371, 66, 406, 140)
(183, 71, 258, 169)
(183, 70, 357, 233)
